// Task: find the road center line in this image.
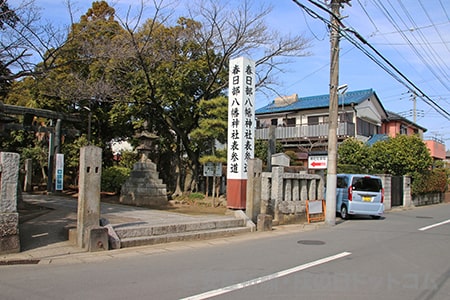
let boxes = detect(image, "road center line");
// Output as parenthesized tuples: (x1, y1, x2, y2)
(418, 219, 450, 231)
(180, 251, 352, 300)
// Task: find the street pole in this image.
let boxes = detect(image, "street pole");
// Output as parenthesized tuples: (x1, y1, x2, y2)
(325, 0, 350, 226)
(47, 119, 55, 193)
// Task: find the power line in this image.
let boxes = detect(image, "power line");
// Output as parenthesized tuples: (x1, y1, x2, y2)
(369, 0, 450, 93)
(291, 0, 450, 121)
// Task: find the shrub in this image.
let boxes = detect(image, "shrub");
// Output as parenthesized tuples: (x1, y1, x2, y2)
(189, 192, 205, 200)
(101, 166, 131, 193)
(411, 169, 448, 196)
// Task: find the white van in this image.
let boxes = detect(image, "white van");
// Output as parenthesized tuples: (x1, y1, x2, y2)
(336, 174, 384, 219)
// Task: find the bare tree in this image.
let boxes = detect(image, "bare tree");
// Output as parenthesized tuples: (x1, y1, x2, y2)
(187, 0, 312, 97)
(0, 0, 68, 84)
(114, 0, 312, 195)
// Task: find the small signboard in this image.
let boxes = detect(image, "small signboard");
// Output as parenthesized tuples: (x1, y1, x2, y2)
(55, 153, 64, 191)
(306, 199, 326, 223)
(308, 155, 328, 169)
(203, 162, 222, 177)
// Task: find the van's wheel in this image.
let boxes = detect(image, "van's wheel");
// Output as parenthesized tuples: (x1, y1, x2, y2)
(340, 205, 348, 220)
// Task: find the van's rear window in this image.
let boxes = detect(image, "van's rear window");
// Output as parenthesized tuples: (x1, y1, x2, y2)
(352, 177, 382, 192)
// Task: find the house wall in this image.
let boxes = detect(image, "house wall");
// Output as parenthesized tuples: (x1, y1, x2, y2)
(424, 140, 446, 159)
(355, 98, 383, 125)
(382, 121, 424, 138)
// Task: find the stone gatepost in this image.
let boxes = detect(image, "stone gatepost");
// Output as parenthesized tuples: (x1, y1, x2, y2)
(271, 167, 284, 224)
(77, 146, 107, 250)
(23, 158, 33, 192)
(403, 176, 412, 207)
(246, 158, 262, 223)
(0, 152, 20, 254)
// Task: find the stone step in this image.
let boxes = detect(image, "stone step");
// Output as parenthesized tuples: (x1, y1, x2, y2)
(114, 218, 246, 239)
(120, 227, 253, 248)
(113, 218, 251, 248)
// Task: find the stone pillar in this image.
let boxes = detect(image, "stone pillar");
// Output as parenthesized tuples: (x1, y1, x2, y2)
(403, 176, 412, 207)
(292, 180, 300, 201)
(271, 167, 284, 223)
(246, 159, 262, 223)
(0, 152, 20, 254)
(77, 146, 102, 249)
(300, 179, 308, 201)
(308, 179, 317, 200)
(23, 159, 33, 192)
(317, 177, 325, 200)
(378, 174, 392, 210)
(260, 174, 271, 215)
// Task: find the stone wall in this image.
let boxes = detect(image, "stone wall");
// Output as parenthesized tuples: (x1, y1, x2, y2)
(247, 161, 324, 225)
(412, 193, 443, 206)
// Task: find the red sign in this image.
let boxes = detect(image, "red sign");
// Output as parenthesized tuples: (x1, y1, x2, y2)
(311, 161, 326, 167)
(308, 156, 328, 169)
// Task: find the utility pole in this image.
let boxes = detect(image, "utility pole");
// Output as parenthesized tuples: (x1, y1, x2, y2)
(325, 0, 350, 226)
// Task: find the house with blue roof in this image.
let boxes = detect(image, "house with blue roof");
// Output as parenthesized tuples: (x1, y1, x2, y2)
(254, 88, 445, 162)
(255, 89, 389, 152)
(256, 88, 429, 152)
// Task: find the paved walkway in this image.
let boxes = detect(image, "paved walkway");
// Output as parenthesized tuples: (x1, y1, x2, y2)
(1, 193, 322, 265)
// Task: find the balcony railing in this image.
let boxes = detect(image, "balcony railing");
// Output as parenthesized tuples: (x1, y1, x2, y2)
(255, 122, 355, 140)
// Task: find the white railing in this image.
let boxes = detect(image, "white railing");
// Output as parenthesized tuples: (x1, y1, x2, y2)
(255, 122, 355, 140)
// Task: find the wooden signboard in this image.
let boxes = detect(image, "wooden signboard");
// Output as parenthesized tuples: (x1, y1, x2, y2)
(306, 200, 326, 223)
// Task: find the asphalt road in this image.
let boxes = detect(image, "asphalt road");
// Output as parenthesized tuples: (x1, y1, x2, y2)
(2, 203, 450, 300)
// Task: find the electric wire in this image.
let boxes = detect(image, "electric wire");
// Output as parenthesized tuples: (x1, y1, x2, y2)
(371, 0, 450, 93)
(291, 0, 450, 121)
(418, 0, 450, 52)
(393, 0, 450, 87)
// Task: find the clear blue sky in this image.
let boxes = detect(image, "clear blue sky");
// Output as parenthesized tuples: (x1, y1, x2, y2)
(11, 0, 450, 149)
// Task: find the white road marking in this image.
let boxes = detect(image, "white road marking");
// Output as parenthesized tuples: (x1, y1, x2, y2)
(31, 232, 49, 238)
(418, 219, 450, 231)
(180, 251, 352, 300)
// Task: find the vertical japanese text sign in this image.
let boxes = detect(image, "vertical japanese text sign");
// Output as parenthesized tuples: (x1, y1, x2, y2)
(55, 153, 64, 191)
(227, 57, 255, 181)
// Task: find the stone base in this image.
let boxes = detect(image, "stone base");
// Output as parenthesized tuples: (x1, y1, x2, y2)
(88, 226, 109, 252)
(120, 160, 168, 207)
(120, 193, 168, 207)
(0, 212, 20, 254)
(257, 214, 273, 231)
(0, 234, 20, 254)
(68, 228, 77, 245)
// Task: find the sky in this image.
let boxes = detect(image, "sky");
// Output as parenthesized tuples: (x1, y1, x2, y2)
(10, 0, 450, 149)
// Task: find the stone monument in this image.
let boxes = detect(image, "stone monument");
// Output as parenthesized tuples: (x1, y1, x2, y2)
(120, 129, 168, 207)
(0, 152, 20, 254)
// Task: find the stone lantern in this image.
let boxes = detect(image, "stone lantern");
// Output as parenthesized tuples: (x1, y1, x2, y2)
(135, 130, 158, 163)
(120, 129, 167, 207)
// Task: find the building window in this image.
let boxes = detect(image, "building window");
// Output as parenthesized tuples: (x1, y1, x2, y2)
(286, 118, 296, 126)
(339, 112, 353, 122)
(308, 116, 319, 125)
(271, 118, 278, 126)
(400, 124, 407, 135)
(356, 118, 379, 136)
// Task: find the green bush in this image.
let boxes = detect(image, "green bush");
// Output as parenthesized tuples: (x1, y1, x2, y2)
(411, 169, 448, 196)
(337, 163, 366, 174)
(189, 192, 205, 200)
(101, 166, 131, 193)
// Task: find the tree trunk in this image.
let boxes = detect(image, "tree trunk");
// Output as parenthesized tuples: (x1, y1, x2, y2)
(172, 136, 183, 198)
